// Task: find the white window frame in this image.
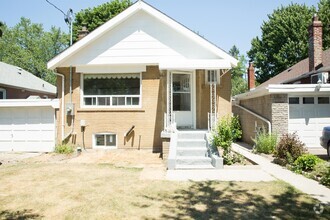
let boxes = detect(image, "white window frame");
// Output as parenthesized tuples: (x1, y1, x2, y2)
(93, 133, 117, 149)
(0, 88, 6, 99)
(205, 70, 220, 85)
(81, 73, 142, 109)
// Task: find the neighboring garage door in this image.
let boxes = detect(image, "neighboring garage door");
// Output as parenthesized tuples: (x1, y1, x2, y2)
(289, 96, 330, 148)
(0, 106, 55, 152)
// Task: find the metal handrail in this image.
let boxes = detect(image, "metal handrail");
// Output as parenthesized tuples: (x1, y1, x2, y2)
(124, 125, 135, 138)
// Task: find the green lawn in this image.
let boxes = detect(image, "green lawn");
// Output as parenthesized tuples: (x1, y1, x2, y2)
(0, 163, 329, 219)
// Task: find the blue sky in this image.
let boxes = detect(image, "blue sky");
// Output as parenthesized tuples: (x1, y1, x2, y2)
(0, 0, 320, 56)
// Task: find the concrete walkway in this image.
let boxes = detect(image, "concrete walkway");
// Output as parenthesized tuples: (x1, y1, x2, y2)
(232, 143, 330, 204)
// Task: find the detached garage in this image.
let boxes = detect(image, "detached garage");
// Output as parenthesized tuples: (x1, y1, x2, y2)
(289, 95, 330, 148)
(0, 99, 59, 152)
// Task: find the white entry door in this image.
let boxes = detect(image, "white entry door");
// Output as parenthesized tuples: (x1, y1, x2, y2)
(172, 72, 194, 128)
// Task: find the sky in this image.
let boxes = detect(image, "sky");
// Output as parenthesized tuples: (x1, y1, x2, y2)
(0, 0, 320, 56)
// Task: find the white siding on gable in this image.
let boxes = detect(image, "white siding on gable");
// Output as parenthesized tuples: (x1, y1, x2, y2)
(62, 11, 220, 67)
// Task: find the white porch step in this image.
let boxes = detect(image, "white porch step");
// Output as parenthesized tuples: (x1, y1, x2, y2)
(177, 139, 206, 148)
(175, 164, 215, 170)
(177, 147, 208, 157)
(176, 156, 212, 166)
(178, 131, 206, 140)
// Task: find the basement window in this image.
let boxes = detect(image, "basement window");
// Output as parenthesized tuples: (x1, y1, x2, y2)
(94, 133, 117, 148)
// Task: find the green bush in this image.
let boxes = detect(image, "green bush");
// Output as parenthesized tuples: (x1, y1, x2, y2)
(231, 115, 242, 142)
(274, 133, 306, 165)
(320, 168, 330, 187)
(211, 115, 243, 165)
(212, 116, 233, 155)
(310, 162, 329, 179)
(293, 154, 324, 173)
(55, 144, 74, 154)
(252, 129, 277, 154)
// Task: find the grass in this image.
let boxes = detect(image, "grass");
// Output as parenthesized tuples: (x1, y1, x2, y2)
(0, 163, 329, 219)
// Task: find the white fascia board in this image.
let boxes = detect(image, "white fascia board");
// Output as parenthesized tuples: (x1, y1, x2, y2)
(142, 3, 238, 67)
(235, 84, 330, 101)
(76, 64, 147, 73)
(0, 99, 60, 109)
(159, 59, 231, 70)
(47, 2, 142, 70)
(268, 84, 330, 93)
(234, 87, 269, 101)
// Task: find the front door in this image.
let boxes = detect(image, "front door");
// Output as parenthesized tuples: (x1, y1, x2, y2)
(172, 72, 194, 128)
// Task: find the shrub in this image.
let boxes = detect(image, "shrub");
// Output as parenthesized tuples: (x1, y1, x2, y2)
(310, 162, 329, 179)
(211, 115, 243, 165)
(212, 116, 233, 155)
(252, 129, 277, 154)
(293, 154, 324, 173)
(231, 115, 242, 142)
(55, 144, 74, 154)
(320, 168, 330, 187)
(274, 133, 306, 165)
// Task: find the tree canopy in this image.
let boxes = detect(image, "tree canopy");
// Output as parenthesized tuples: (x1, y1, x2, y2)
(0, 18, 68, 84)
(73, 0, 132, 42)
(229, 45, 248, 96)
(248, 3, 317, 83)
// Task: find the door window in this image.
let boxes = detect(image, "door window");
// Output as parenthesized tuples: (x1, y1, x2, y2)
(172, 74, 191, 111)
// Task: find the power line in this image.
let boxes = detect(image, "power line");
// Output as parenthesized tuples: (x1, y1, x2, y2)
(45, 0, 66, 16)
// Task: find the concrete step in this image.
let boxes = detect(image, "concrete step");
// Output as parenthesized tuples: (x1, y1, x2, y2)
(177, 139, 206, 148)
(177, 147, 208, 157)
(177, 131, 206, 140)
(176, 156, 212, 166)
(175, 164, 215, 170)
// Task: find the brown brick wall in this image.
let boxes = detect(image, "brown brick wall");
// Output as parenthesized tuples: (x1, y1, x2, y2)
(0, 85, 55, 99)
(233, 94, 289, 144)
(56, 66, 231, 150)
(56, 66, 165, 152)
(196, 70, 232, 129)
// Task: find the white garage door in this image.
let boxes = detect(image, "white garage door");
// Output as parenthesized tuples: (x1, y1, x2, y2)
(0, 106, 55, 152)
(289, 96, 330, 148)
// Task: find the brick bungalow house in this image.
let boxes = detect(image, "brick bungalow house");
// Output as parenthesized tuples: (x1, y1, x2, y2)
(47, 0, 237, 163)
(234, 15, 330, 148)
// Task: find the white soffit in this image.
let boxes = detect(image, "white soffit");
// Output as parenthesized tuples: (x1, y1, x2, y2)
(159, 59, 231, 70)
(76, 65, 147, 73)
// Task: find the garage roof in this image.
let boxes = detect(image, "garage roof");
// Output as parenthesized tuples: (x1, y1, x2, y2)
(0, 62, 56, 95)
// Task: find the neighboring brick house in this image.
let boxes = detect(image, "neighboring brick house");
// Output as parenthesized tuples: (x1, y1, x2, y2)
(234, 15, 330, 148)
(47, 1, 237, 154)
(0, 61, 56, 99)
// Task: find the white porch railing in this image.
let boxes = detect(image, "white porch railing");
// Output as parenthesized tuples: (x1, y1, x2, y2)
(164, 112, 176, 132)
(208, 112, 217, 132)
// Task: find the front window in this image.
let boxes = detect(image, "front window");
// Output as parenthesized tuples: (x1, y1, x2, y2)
(0, 88, 6, 99)
(83, 73, 141, 107)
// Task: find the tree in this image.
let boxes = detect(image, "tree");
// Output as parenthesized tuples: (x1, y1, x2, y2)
(229, 45, 248, 96)
(73, 0, 132, 42)
(318, 0, 330, 49)
(0, 18, 68, 84)
(0, 21, 3, 37)
(248, 3, 316, 83)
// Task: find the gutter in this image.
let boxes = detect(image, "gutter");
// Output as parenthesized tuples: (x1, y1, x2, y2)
(233, 104, 272, 134)
(54, 71, 65, 141)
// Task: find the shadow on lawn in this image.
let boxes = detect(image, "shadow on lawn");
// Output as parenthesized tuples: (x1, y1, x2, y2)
(0, 209, 42, 220)
(157, 181, 329, 220)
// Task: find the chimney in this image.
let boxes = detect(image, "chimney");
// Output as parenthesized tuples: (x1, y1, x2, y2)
(247, 61, 255, 90)
(308, 14, 323, 72)
(78, 26, 89, 41)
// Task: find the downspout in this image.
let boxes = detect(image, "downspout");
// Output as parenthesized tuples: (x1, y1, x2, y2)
(54, 70, 65, 141)
(234, 104, 272, 133)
